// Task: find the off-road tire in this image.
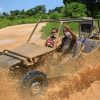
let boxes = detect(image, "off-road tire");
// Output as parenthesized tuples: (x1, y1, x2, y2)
(21, 70, 48, 96)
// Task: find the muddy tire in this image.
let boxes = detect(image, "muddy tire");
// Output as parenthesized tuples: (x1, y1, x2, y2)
(21, 70, 48, 96)
(9, 65, 21, 79)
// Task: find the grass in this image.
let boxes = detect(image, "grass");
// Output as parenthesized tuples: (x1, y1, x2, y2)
(68, 22, 79, 34)
(0, 16, 38, 28)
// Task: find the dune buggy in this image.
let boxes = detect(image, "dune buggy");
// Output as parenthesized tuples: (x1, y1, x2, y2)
(0, 19, 100, 96)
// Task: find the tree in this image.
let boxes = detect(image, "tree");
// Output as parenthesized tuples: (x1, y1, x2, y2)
(25, 5, 46, 16)
(33, 5, 46, 15)
(63, 0, 80, 4)
(26, 8, 34, 16)
(20, 9, 25, 15)
(63, 0, 100, 5)
(3, 12, 9, 16)
(49, 12, 61, 19)
(63, 2, 87, 18)
(10, 10, 21, 16)
(48, 6, 63, 14)
(63, 0, 100, 18)
(91, 2, 100, 18)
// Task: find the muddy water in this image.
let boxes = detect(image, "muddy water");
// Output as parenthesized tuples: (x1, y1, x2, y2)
(38, 48, 100, 79)
(0, 69, 21, 100)
(40, 63, 100, 100)
(0, 49, 99, 100)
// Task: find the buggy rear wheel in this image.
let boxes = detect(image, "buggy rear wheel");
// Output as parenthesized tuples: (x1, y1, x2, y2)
(9, 65, 21, 78)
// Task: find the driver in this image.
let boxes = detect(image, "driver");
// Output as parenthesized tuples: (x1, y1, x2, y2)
(61, 26, 77, 52)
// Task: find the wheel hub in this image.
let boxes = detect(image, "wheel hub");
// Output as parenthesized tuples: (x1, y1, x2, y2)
(31, 82, 41, 95)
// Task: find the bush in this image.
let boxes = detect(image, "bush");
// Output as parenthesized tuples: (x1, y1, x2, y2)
(34, 13, 48, 19)
(41, 14, 48, 19)
(49, 12, 61, 19)
(7, 16, 16, 20)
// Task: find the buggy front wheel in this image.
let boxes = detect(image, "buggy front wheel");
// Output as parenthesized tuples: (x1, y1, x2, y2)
(21, 70, 48, 96)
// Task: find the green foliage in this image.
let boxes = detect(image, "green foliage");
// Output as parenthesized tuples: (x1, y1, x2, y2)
(96, 12, 100, 18)
(63, 2, 87, 18)
(92, 3, 100, 18)
(63, 0, 100, 18)
(40, 14, 48, 19)
(25, 9, 34, 16)
(10, 10, 21, 16)
(10, 5, 46, 17)
(2, 12, 9, 16)
(33, 5, 46, 14)
(63, 0, 80, 4)
(7, 16, 16, 21)
(49, 12, 61, 19)
(0, 16, 38, 28)
(26, 5, 46, 17)
(48, 6, 64, 19)
(68, 22, 78, 34)
(48, 6, 63, 14)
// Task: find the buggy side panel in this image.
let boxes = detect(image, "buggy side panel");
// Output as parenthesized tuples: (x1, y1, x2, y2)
(78, 37, 100, 53)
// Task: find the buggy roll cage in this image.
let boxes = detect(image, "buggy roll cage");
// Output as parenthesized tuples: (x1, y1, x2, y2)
(27, 19, 100, 43)
(0, 19, 99, 66)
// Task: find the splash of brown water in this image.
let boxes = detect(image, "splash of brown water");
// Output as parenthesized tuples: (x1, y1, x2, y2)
(0, 49, 100, 100)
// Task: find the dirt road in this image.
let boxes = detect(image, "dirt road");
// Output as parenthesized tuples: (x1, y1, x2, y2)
(0, 23, 46, 51)
(0, 24, 35, 50)
(0, 24, 100, 100)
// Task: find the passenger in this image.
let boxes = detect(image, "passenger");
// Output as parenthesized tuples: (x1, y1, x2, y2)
(46, 28, 58, 48)
(61, 26, 77, 52)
